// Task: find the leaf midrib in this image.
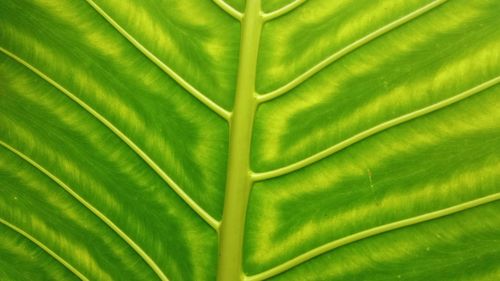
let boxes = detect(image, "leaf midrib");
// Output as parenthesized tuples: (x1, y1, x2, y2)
(3, 0, 497, 280)
(217, 0, 262, 280)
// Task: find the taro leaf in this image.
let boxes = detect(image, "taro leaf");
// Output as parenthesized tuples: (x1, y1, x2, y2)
(1, 0, 499, 280)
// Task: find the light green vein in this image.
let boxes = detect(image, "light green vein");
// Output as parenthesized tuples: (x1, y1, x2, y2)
(213, 0, 243, 21)
(0, 217, 89, 281)
(84, 0, 231, 120)
(245, 192, 500, 281)
(262, 0, 307, 22)
(0, 141, 170, 281)
(257, 0, 448, 102)
(252, 75, 500, 181)
(217, 0, 262, 280)
(0, 47, 219, 230)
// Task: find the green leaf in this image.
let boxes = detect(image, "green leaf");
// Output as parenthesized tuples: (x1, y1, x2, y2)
(1, 0, 499, 280)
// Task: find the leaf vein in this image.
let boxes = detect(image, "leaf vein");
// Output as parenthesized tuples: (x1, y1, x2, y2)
(0, 47, 220, 230)
(257, 0, 448, 102)
(213, 0, 243, 21)
(252, 75, 500, 181)
(245, 192, 500, 281)
(0, 217, 89, 281)
(85, 0, 231, 120)
(262, 0, 307, 22)
(0, 141, 170, 281)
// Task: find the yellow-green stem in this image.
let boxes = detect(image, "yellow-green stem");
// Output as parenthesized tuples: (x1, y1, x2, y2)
(217, 0, 262, 280)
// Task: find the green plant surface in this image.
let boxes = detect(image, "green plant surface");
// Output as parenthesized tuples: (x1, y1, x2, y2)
(1, 0, 499, 280)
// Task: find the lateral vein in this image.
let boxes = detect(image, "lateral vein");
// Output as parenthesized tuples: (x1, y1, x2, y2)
(85, 0, 231, 120)
(262, 0, 307, 22)
(252, 75, 500, 181)
(0, 47, 220, 230)
(245, 192, 500, 281)
(0, 141, 169, 281)
(213, 0, 243, 21)
(257, 0, 448, 102)
(0, 217, 89, 281)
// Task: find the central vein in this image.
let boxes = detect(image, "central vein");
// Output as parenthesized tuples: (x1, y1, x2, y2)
(217, 1, 263, 280)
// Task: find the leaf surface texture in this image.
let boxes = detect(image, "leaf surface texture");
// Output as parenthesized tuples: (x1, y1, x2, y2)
(1, 0, 499, 280)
